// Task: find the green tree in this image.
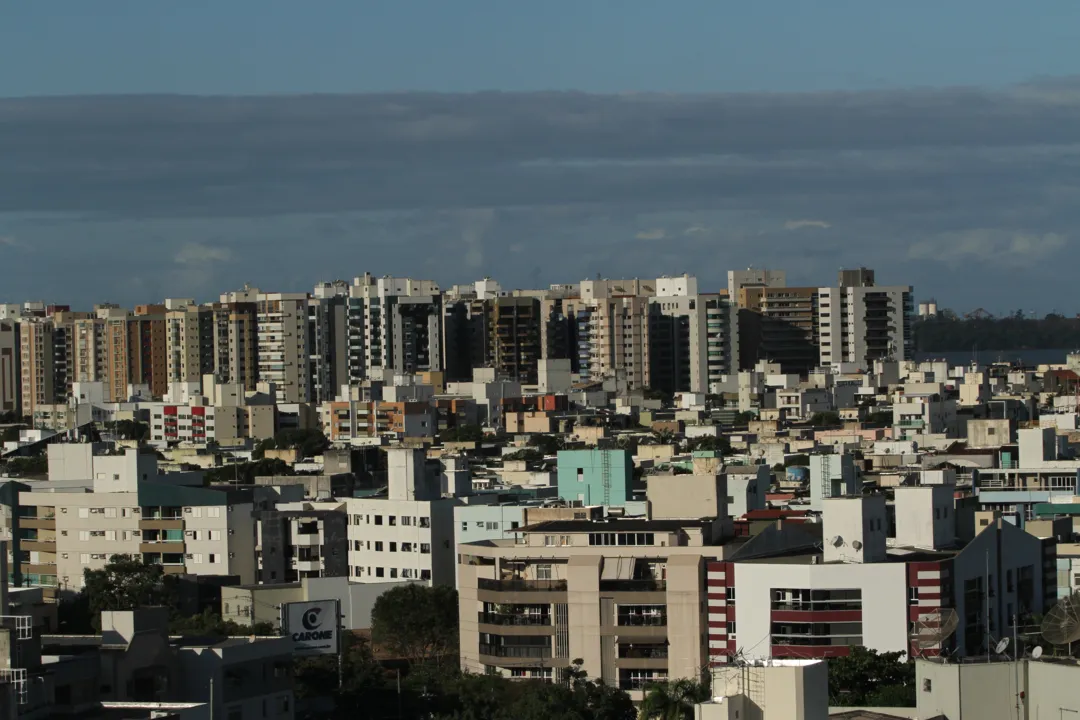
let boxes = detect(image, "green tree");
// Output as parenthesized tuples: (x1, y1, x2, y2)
(168, 608, 275, 637)
(442, 424, 485, 443)
(204, 457, 293, 485)
(108, 419, 149, 441)
(637, 679, 711, 720)
(732, 411, 756, 426)
(684, 435, 731, 455)
(0, 425, 20, 444)
(529, 433, 566, 456)
(827, 647, 915, 707)
(371, 584, 460, 667)
(82, 555, 177, 622)
(808, 412, 843, 428)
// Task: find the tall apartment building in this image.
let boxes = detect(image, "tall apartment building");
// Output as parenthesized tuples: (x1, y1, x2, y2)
(213, 301, 258, 390)
(129, 306, 168, 398)
(648, 281, 738, 394)
(490, 297, 543, 385)
(818, 268, 914, 369)
(165, 300, 215, 386)
(18, 318, 60, 417)
(344, 448, 459, 585)
(0, 319, 17, 415)
(256, 500, 348, 583)
(737, 286, 821, 373)
(221, 288, 311, 404)
(19, 445, 258, 593)
(309, 283, 349, 403)
(346, 274, 443, 380)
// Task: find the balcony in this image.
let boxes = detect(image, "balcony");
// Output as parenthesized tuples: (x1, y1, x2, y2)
(139, 541, 185, 554)
(600, 579, 667, 593)
(616, 614, 667, 628)
(477, 612, 554, 635)
(20, 540, 56, 553)
(140, 518, 183, 531)
(478, 644, 553, 660)
(293, 532, 321, 546)
(19, 516, 56, 530)
(478, 578, 567, 593)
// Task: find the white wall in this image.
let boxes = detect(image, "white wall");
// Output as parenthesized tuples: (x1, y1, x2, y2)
(733, 562, 909, 661)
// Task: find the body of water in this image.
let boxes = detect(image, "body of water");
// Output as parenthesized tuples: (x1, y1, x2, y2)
(913, 348, 1075, 366)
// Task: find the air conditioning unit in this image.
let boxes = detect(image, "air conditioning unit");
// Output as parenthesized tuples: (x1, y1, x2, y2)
(228, 552, 235, 558)
(185, 531, 194, 537)
(185, 554, 194, 560)
(228, 529, 235, 536)
(184, 508, 192, 514)
(90, 508, 101, 514)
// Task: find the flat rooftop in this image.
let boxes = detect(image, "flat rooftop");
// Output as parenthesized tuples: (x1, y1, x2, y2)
(520, 518, 714, 533)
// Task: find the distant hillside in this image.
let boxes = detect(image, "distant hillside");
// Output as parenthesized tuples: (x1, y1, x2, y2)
(913, 315, 1080, 352)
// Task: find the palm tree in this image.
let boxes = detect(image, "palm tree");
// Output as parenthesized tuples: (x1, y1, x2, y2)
(637, 678, 711, 720)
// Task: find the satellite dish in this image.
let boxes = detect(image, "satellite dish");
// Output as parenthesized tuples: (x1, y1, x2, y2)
(994, 638, 1010, 655)
(830, 535, 844, 548)
(1031, 646, 1044, 660)
(851, 540, 864, 551)
(911, 609, 960, 652)
(1042, 595, 1080, 646)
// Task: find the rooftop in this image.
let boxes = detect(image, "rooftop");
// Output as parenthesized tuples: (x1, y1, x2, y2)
(519, 518, 715, 533)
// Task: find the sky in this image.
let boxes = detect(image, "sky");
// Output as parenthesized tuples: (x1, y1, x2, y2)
(2, 1, 1080, 311)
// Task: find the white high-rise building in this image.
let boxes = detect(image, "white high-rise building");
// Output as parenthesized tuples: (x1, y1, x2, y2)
(345, 448, 458, 586)
(346, 274, 443, 381)
(818, 269, 913, 370)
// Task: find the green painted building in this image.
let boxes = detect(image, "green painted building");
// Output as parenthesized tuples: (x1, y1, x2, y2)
(556, 449, 634, 506)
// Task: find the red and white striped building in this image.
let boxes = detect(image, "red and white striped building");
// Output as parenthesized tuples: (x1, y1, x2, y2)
(706, 491, 1054, 664)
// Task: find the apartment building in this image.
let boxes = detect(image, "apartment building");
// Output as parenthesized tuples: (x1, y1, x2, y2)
(255, 293, 311, 404)
(212, 301, 258, 390)
(727, 268, 787, 303)
(18, 445, 258, 592)
(647, 287, 738, 395)
(457, 512, 735, 695)
(18, 318, 59, 417)
(322, 398, 435, 441)
(738, 286, 820, 374)
(346, 274, 443, 381)
(128, 309, 168, 398)
(165, 300, 215, 386)
(256, 500, 348, 583)
(818, 269, 914, 369)
(308, 283, 349, 404)
(707, 494, 1055, 663)
(0, 319, 17, 415)
(344, 448, 459, 585)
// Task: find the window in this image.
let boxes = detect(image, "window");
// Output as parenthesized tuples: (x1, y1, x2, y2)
(402, 543, 413, 552)
(909, 587, 919, 602)
(544, 535, 557, 547)
(105, 530, 116, 541)
(193, 507, 203, 518)
(420, 543, 430, 554)
(536, 564, 553, 580)
(375, 542, 383, 552)
(193, 554, 203, 564)
(104, 507, 117, 518)
(727, 621, 737, 635)
(389, 542, 397, 552)
(402, 516, 412, 526)
(208, 507, 221, 518)
(388, 516, 397, 526)
(208, 530, 220, 541)
(78, 508, 89, 519)
(209, 554, 219, 564)
(461, 522, 468, 532)
(374, 515, 383, 526)
(390, 568, 398, 579)
(419, 517, 430, 528)
(79, 531, 90, 542)
(726, 587, 736, 602)
(80, 554, 90, 564)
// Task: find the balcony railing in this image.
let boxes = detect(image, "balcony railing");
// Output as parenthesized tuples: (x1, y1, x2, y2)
(479, 644, 553, 659)
(478, 612, 552, 627)
(478, 578, 568, 592)
(618, 646, 669, 659)
(600, 579, 667, 592)
(616, 614, 667, 627)
(619, 677, 668, 691)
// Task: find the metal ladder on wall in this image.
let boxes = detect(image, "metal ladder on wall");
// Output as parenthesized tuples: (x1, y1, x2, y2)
(600, 450, 612, 507)
(820, 454, 832, 503)
(743, 664, 766, 718)
(0, 616, 34, 706)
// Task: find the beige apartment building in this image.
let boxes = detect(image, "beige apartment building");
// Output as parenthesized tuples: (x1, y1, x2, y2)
(18, 445, 258, 594)
(221, 288, 311, 404)
(457, 474, 738, 697)
(18, 318, 58, 417)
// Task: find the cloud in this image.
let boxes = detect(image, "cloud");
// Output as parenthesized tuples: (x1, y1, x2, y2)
(908, 230, 1069, 267)
(635, 228, 667, 241)
(173, 242, 233, 265)
(0, 235, 18, 248)
(2, 82, 1080, 309)
(784, 220, 831, 231)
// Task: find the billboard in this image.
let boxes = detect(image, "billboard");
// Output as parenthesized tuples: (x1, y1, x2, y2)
(283, 600, 339, 657)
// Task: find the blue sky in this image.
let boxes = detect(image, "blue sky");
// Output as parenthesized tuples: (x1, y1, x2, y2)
(3, 1, 1080, 96)
(3, 2, 1080, 313)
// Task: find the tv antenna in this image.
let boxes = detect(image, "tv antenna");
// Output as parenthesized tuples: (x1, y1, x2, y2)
(994, 637, 1010, 656)
(1031, 646, 1043, 660)
(910, 609, 959, 657)
(1041, 594, 1080, 651)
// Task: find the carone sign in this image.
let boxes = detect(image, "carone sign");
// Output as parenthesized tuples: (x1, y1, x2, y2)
(283, 600, 339, 656)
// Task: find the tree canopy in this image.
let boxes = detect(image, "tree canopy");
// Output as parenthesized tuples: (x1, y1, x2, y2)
(254, 428, 330, 459)
(371, 584, 460, 667)
(827, 647, 915, 707)
(637, 678, 711, 720)
(442, 424, 485, 443)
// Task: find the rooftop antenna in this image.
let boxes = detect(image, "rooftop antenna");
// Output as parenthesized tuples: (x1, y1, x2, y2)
(994, 637, 1010, 656)
(1031, 646, 1044, 660)
(910, 609, 959, 658)
(1041, 594, 1080, 654)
